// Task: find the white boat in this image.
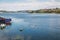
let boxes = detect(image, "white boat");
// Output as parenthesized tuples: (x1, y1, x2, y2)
(0, 24, 6, 27)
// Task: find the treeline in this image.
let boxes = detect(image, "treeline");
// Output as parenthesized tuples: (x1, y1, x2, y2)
(27, 8, 60, 13)
(0, 8, 60, 13)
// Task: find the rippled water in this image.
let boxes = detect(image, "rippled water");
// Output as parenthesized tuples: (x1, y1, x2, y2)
(0, 13, 60, 40)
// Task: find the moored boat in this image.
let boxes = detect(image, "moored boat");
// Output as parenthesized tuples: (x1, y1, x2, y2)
(0, 17, 11, 25)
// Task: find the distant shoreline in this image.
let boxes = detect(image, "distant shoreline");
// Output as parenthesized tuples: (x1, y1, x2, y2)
(0, 8, 60, 13)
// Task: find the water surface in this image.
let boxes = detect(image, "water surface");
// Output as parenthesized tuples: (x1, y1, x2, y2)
(0, 13, 60, 40)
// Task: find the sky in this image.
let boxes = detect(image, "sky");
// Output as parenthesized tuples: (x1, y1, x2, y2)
(0, 0, 60, 11)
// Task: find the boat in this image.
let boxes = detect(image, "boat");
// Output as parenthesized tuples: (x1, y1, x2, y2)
(0, 17, 11, 25)
(0, 24, 6, 27)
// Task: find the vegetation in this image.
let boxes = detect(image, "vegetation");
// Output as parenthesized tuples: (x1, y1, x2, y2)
(27, 8, 60, 13)
(0, 8, 60, 13)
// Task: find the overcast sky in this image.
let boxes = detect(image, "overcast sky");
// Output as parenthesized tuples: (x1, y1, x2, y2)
(0, 0, 60, 11)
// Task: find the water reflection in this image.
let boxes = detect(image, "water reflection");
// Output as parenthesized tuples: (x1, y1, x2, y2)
(0, 23, 11, 30)
(0, 13, 60, 40)
(11, 35, 24, 40)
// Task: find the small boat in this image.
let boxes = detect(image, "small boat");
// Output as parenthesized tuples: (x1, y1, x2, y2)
(0, 17, 11, 25)
(0, 23, 7, 30)
(0, 24, 6, 27)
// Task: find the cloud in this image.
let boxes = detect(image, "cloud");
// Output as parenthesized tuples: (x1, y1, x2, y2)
(55, 0, 60, 2)
(0, 0, 60, 11)
(51, 0, 55, 2)
(26, 0, 38, 2)
(0, 0, 59, 3)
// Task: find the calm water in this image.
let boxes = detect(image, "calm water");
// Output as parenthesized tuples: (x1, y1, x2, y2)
(0, 13, 60, 40)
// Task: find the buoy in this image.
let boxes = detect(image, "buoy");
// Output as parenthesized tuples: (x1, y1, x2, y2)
(19, 28, 24, 31)
(19, 29, 23, 31)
